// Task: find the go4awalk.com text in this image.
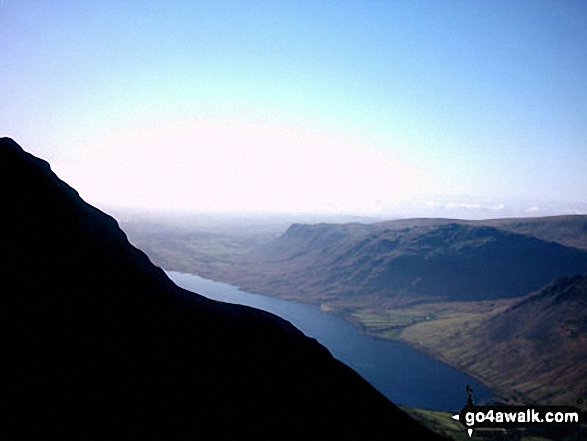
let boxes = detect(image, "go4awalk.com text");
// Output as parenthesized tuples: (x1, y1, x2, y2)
(452, 405, 583, 438)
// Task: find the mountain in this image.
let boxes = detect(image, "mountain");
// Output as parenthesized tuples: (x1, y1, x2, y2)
(410, 274, 587, 406)
(477, 215, 587, 251)
(0, 138, 442, 439)
(217, 221, 587, 304)
(366, 216, 587, 251)
(482, 273, 587, 404)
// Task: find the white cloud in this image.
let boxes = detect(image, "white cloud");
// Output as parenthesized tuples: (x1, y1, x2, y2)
(51, 114, 430, 214)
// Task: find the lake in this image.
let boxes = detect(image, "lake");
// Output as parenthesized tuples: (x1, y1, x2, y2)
(168, 271, 494, 411)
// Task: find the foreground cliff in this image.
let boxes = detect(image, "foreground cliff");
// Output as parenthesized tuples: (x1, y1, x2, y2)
(0, 138, 444, 439)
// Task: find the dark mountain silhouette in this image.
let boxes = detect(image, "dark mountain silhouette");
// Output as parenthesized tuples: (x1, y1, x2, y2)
(227, 222, 587, 303)
(0, 138, 443, 439)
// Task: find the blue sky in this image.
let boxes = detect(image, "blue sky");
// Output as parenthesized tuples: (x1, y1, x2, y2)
(2, 1, 586, 217)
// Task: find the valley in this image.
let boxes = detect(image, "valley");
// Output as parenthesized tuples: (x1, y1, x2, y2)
(121, 214, 587, 411)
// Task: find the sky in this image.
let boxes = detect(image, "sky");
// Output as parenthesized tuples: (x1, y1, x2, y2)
(2, 0, 587, 218)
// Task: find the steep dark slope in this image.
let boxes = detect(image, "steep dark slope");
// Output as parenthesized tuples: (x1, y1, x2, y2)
(0, 138, 442, 439)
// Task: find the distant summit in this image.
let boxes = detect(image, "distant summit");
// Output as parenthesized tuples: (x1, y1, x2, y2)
(0, 138, 442, 439)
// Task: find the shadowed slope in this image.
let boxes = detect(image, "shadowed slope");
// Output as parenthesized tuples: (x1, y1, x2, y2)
(399, 274, 587, 406)
(473, 274, 587, 404)
(224, 222, 587, 303)
(0, 138, 442, 439)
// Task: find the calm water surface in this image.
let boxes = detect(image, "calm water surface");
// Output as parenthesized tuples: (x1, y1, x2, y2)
(168, 271, 494, 411)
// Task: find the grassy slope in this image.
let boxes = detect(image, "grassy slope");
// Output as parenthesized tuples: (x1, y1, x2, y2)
(398, 276, 587, 408)
(401, 407, 471, 441)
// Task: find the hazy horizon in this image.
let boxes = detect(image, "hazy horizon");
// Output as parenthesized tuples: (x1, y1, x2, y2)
(2, 1, 586, 218)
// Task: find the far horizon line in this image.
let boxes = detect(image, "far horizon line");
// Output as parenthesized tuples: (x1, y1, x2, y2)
(104, 204, 587, 224)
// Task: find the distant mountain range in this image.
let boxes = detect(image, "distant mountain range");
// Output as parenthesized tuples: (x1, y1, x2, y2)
(0, 138, 441, 439)
(207, 219, 587, 305)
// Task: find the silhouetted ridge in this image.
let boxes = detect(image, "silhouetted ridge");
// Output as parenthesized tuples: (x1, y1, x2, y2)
(0, 138, 442, 439)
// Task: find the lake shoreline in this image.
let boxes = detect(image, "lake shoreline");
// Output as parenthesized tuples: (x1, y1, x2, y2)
(168, 270, 495, 411)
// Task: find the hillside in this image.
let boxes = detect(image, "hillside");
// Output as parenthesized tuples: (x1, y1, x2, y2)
(363, 216, 587, 251)
(480, 215, 587, 251)
(0, 138, 442, 439)
(204, 221, 587, 305)
(401, 274, 587, 407)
